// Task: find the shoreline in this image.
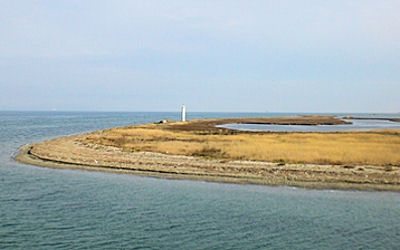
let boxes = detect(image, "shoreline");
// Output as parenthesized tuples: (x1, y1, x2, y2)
(14, 116, 400, 192)
(15, 141, 400, 192)
(344, 116, 400, 123)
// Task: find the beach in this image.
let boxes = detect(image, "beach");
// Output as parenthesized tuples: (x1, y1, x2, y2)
(16, 116, 400, 191)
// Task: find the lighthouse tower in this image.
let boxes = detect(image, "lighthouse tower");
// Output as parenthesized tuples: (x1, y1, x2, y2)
(181, 105, 186, 122)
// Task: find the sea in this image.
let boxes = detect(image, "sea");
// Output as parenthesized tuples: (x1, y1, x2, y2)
(0, 111, 399, 249)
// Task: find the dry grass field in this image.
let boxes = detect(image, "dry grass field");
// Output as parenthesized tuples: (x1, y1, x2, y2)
(18, 116, 400, 190)
(82, 116, 400, 167)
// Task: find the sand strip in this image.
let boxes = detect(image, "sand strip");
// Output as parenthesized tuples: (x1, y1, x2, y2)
(15, 134, 400, 191)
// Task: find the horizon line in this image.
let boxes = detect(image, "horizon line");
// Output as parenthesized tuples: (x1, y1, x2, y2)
(0, 110, 399, 114)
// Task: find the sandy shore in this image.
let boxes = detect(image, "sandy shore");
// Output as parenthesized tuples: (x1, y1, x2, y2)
(15, 132, 400, 191)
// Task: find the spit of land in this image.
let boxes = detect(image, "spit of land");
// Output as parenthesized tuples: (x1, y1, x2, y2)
(16, 116, 400, 191)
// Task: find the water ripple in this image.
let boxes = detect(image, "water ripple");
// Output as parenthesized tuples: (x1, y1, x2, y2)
(1, 112, 400, 249)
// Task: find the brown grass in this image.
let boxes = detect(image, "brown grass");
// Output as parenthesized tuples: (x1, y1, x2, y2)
(82, 117, 400, 166)
(161, 115, 349, 133)
(17, 116, 400, 191)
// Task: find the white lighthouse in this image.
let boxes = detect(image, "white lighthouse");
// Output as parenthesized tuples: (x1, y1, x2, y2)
(181, 104, 186, 122)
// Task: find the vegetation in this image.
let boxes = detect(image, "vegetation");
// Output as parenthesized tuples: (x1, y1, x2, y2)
(83, 116, 400, 166)
(18, 116, 400, 191)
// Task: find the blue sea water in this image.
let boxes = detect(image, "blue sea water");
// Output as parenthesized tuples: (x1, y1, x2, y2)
(0, 111, 399, 249)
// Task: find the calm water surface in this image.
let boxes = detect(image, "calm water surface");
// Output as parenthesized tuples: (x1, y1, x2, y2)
(219, 117, 400, 132)
(1, 112, 399, 249)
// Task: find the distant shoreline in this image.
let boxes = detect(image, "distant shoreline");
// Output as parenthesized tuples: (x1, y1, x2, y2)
(344, 116, 400, 123)
(15, 116, 400, 191)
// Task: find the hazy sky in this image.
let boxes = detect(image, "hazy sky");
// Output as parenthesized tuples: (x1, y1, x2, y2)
(1, 1, 399, 112)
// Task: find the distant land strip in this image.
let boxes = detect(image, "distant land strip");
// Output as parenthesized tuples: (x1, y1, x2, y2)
(344, 116, 400, 123)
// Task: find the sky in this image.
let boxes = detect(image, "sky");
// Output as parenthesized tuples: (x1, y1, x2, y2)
(1, 0, 399, 112)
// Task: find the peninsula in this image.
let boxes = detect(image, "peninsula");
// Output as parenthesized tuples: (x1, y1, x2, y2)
(16, 116, 400, 191)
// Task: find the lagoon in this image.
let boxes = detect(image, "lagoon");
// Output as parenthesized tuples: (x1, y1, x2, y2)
(218, 118, 400, 132)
